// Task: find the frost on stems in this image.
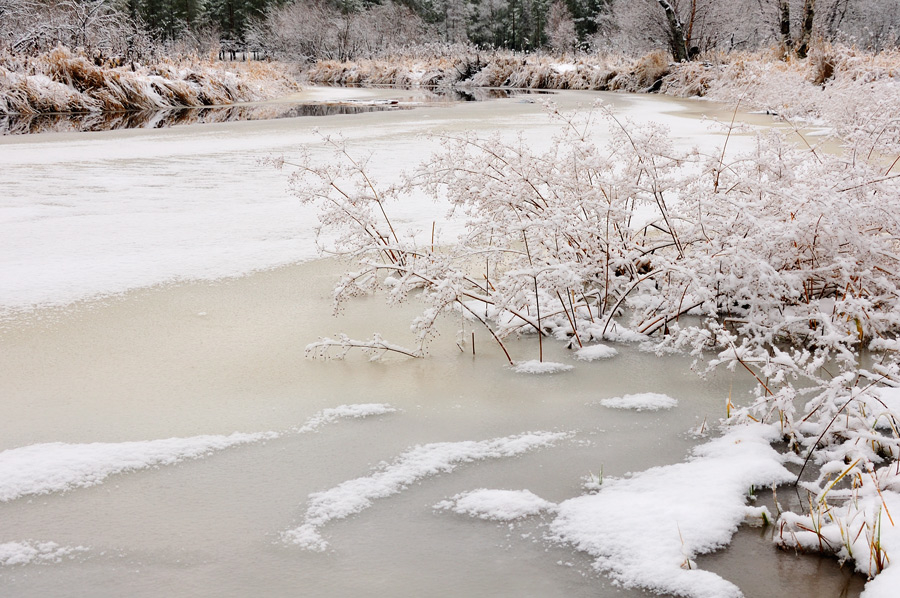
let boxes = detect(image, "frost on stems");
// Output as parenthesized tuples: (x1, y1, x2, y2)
(283, 99, 900, 578)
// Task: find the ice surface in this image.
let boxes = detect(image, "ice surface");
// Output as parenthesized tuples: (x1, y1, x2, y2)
(434, 489, 556, 521)
(0, 89, 753, 315)
(549, 424, 793, 598)
(599, 393, 678, 411)
(282, 431, 570, 551)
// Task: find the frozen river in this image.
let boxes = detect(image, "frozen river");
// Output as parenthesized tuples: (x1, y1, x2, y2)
(0, 88, 864, 597)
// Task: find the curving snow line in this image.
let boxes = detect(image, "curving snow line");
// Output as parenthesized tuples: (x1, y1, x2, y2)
(0, 403, 396, 503)
(282, 431, 571, 551)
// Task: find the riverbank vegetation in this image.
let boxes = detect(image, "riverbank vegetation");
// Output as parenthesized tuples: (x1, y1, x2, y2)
(283, 74, 900, 594)
(0, 46, 298, 114)
(3, 0, 899, 116)
(5, 0, 900, 595)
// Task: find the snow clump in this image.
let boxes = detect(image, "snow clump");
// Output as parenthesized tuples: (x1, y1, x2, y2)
(599, 393, 678, 411)
(434, 489, 556, 521)
(574, 344, 618, 361)
(0, 541, 88, 566)
(512, 360, 573, 374)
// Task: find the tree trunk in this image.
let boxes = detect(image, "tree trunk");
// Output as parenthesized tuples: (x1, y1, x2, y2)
(797, 0, 816, 58)
(656, 0, 688, 62)
(779, 0, 791, 50)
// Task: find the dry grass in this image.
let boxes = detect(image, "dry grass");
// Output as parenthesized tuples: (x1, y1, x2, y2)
(0, 47, 300, 115)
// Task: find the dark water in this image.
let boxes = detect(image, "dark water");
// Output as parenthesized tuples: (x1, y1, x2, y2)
(0, 87, 549, 136)
(0, 102, 409, 136)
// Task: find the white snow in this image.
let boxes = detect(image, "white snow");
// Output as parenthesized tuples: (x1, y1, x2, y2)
(512, 360, 574, 374)
(434, 489, 556, 521)
(599, 393, 678, 411)
(549, 424, 793, 598)
(574, 344, 618, 361)
(867, 387, 900, 429)
(0, 404, 395, 502)
(0, 541, 88, 566)
(294, 403, 397, 433)
(0, 90, 752, 316)
(0, 432, 274, 503)
(281, 431, 570, 551)
(858, 493, 900, 598)
(779, 484, 900, 598)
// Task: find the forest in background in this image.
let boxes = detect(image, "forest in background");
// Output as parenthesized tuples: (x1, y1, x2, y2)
(1, 0, 899, 63)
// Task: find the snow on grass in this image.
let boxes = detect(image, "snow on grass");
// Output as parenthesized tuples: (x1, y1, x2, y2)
(512, 360, 574, 374)
(574, 344, 618, 361)
(779, 491, 900, 598)
(281, 431, 570, 551)
(294, 403, 397, 433)
(599, 393, 678, 411)
(434, 489, 556, 521)
(0, 541, 88, 566)
(0, 403, 395, 502)
(548, 424, 793, 598)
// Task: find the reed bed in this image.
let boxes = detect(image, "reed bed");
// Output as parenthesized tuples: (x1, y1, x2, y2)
(0, 47, 300, 115)
(302, 45, 900, 150)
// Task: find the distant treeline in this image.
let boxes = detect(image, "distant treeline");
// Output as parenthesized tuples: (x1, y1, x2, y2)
(1, 0, 898, 61)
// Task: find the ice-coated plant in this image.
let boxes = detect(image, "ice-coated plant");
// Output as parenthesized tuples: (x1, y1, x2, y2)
(282, 98, 900, 582)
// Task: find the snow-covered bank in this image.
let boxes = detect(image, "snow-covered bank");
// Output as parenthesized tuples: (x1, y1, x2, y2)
(304, 46, 900, 148)
(0, 47, 299, 116)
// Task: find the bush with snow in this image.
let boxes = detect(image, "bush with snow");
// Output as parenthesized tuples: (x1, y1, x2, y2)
(284, 92, 900, 592)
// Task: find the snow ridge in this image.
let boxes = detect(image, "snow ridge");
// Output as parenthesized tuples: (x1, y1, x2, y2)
(282, 431, 570, 551)
(0, 403, 395, 503)
(294, 403, 398, 433)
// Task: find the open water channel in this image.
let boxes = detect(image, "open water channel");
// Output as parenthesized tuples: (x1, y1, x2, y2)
(0, 86, 864, 597)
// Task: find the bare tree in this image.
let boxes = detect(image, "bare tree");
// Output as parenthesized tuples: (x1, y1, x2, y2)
(0, 0, 153, 58)
(777, 0, 791, 48)
(656, 0, 688, 60)
(796, 0, 815, 57)
(547, 0, 577, 54)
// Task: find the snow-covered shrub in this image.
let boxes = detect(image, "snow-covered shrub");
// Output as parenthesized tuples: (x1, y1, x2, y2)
(282, 98, 900, 584)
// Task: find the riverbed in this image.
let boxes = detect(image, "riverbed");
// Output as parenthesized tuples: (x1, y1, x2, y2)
(0, 88, 864, 597)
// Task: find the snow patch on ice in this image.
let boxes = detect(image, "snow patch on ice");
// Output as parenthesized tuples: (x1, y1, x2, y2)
(512, 360, 574, 374)
(574, 344, 618, 361)
(0, 403, 396, 502)
(0, 432, 275, 503)
(599, 393, 678, 411)
(549, 424, 793, 598)
(282, 431, 570, 551)
(0, 541, 88, 566)
(294, 403, 397, 433)
(434, 489, 556, 521)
